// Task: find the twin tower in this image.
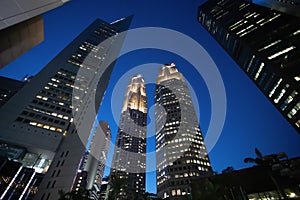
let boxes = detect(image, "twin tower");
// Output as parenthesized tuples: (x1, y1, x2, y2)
(0, 16, 210, 200)
(111, 63, 212, 199)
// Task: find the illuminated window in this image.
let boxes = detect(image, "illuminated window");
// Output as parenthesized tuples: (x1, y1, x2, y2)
(56, 128, 63, 133)
(274, 84, 289, 103)
(43, 125, 50, 129)
(281, 90, 298, 110)
(269, 78, 282, 98)
(258, 40, 281, 52)
(254, 63, 264, 80)
(268, 46, 296, 60)
(30, 122, 37, 126)
(294, 76, 300, 81)
(292, 29, 300, 36)
(287, 102, 300, 118)
(172, 190, 176, 196)
(295, 120, 300, 128)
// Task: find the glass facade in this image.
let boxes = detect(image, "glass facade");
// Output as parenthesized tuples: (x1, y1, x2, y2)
(198, 0, 300, 133)
(111, 74, 147, 198)
(0, 16, 132, 200)
(155, 63, 212, 199)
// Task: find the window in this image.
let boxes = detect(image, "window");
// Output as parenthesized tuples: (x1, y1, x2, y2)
(46, 193, 50, 200)
(51, 181, 56, 188)
(172, 190, 176, 196)
(46, 181, 51, 189)
(287, 102, 300, 118)
(51, 170, 56, 177)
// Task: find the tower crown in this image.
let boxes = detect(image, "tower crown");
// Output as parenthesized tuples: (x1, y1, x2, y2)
(157, 62, 184, 84)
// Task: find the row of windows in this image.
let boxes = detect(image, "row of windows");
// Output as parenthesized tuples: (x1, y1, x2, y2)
(15, 117, 64, 133)
(31, 99, 72, 114)
(43, 84, 72, 97)
(21, 110, 67, 125)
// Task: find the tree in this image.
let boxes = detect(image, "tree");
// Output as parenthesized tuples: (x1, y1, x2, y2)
(107, 172, 128, 200)
(192, 179, 225, 200)
(58, 188, 91, 200)
(244, 148, 287, 200)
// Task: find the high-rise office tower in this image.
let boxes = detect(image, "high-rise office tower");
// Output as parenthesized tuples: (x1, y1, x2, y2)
(72, 121, 111, 199)
(155, 63, 212, 199)
(0, 76, 25, 108)
(0, 16, 132, 200)
(111, 74, 147, 198)
(247, 0, 300, 17)
(198, 0, 300, 133)
(0, 0, 71, 68)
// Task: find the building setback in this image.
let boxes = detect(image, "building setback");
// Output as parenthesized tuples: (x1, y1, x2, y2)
(0, 16, 132, 200)
(155, 63, 212, 199)
(198, 0, 300, 133)
(111, 74, 147, 198)
(0, 0, 71, 68)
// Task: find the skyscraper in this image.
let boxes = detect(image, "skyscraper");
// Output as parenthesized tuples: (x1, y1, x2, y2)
(0, 76, 25, 108)
(111, 74, 147, 198)
(248, 0, 300, 17)
(155, 63, 212, 199)
(0, 16, 132, 200)
(72, 121, 111, 199)
(0, 0, 70, 30)
(0, 0, 71, 68)
(198, 0, 300, 133)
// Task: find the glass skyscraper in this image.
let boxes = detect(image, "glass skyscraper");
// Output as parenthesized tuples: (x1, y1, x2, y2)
(111, 74, 147, 198)
(0, 16, 132, 200)
(155, 63, 212, 199)
(198, 0, 300, 133)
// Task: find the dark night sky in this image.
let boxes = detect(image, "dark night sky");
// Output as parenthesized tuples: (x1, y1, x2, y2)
(0, 0, 299, 194)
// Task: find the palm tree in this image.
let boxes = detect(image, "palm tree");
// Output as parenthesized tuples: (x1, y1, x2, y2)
(244, 148, 287, 200)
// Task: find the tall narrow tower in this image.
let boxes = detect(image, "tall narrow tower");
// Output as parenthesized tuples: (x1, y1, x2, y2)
(72, 121, 111, 198)
(111, 74, 147, 198)
(0, 16, 132, 200)
(155, 63, 212, 199)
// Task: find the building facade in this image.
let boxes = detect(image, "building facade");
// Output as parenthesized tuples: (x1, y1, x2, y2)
(0, 76, 25, 108)
(198, 0, 300, 133)
(0, 157, 44, 199)
(248, 0, 300, 17)
(0, 0, 71, 68)
(72, 121, 111, 200)
(191, 155, 300, 199)
(111, 74, 147, 198)
(0, 0, 70, 30)
(155, 63, 212, 199)
(0, 16, 132, 200)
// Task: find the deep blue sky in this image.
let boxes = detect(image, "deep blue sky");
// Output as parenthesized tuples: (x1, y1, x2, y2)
(1, 0, 299, 194)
